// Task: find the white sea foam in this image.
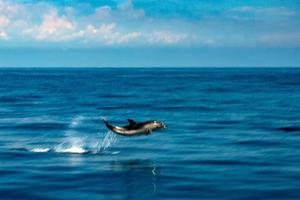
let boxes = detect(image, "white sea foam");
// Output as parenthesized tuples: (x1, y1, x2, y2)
(54, 146, 87, 154)
(30, 148, 50, 153)
(29, 146, 88, 154)
(55, 135, 88, 154)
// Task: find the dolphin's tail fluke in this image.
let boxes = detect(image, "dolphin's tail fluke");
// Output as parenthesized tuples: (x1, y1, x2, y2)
(102, 118, 109, 127)
(102, 118, 113, 131)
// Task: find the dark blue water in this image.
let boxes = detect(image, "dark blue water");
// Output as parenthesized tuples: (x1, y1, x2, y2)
(1, 68, 300, 200)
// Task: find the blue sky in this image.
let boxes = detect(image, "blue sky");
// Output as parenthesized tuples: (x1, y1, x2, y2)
(0, 0, 300, 67)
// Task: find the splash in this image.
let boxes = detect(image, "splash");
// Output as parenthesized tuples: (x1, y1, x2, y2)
(55, 137, 88, 154)
(30, 148, 50, 153)
(54, 146, 87, 154)
(54, 115, 89, 154)
(18, 115, 119, 155)
(100, 131, 117, 151)
(54, 115, 118, 154)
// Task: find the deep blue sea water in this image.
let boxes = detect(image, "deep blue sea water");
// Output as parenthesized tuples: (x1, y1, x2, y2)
(0, 68, 300, 200)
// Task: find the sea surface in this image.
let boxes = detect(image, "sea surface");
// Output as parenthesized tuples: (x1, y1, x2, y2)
(0, 68, 300, 200)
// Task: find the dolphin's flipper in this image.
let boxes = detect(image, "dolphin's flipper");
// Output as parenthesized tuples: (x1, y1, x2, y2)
(145, 129, 152, 135)
(127, 119, 137, 126)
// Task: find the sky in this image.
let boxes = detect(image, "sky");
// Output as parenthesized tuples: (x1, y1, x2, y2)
(0, 0, 300, 67)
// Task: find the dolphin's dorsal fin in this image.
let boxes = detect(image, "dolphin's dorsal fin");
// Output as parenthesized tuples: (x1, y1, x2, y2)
(127, 119, 137, 126)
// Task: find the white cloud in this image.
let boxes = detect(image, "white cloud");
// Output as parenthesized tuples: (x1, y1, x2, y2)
(68, 23, 141, 45)
(117, 0, 145, 19)
(203, 38, 215, 45)
(0, 0, 20, 16)
(0, 0, 299, 48)
(116, 31, 141, 44)
(88, 23, 116, 36)
(148, 31, 187, 44)
(229, 6, 296, 18)
(0, 15, 9, 27)
(25, 9, 75, 41)
(258, 33, 300, 46)
(94, 6, 111, 18)
(0, 30, 8, 40)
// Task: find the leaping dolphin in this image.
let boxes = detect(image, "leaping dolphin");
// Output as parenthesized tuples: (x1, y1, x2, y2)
(103, 119, 167, 136)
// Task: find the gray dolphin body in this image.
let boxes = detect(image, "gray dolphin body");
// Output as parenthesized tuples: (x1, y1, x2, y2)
(103, 119, 167, 136)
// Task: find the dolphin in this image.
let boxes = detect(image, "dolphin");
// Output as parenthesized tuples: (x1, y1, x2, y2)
(102, 119, 167, 136)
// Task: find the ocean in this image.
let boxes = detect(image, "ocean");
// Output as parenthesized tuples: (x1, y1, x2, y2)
(0, 67, 300, 200)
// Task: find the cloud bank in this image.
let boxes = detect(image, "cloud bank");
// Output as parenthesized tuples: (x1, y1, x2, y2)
(0, 0, 299, 47)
